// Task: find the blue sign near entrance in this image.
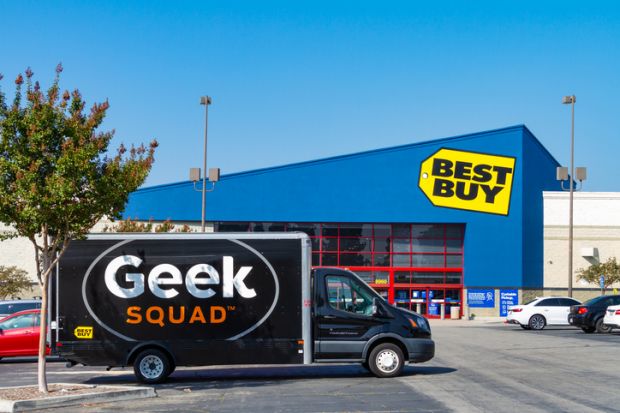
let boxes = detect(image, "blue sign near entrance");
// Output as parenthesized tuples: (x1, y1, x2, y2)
(499, 289, 518, 317)
(467, 289, 495, 308)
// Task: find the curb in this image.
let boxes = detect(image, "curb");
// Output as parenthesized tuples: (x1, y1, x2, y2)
(0, 384, 156, 412)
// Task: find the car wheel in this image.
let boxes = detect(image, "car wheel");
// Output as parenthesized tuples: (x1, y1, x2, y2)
(133, 349, 172, 384)
(520, 325, 531, 330)
(595, 318, 612, 334)
(368, 343, 404, 378)
(581, 326, 595, 334)
(528, 314, 546, 330)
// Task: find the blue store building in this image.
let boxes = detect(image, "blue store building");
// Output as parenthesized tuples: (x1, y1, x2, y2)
(123, 125, 560, 317)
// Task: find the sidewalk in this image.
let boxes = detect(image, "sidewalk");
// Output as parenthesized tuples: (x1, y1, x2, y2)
(428, 317, 505, 326)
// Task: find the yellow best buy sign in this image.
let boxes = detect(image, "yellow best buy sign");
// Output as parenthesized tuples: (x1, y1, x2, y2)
(418, 148, 516, 215)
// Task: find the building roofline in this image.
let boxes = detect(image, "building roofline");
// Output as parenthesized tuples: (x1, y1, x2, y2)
(135, 124, 533, 194)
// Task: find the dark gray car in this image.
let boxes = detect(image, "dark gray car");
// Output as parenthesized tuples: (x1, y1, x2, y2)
(0, 300, 41, 319)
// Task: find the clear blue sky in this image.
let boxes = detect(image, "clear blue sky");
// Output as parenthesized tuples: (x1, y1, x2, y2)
(2, 1, 619, 191)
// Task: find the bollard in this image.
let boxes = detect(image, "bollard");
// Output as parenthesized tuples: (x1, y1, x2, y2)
(416, 303, 422, 313)
(440, 303, 445, 320)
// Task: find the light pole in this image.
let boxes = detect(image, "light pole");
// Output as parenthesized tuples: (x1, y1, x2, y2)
(557, 95, 587, 297)
(200, 96, 211, 232)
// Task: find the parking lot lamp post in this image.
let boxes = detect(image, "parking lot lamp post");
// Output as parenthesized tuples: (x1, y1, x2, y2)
(200, 96, 211, 232)
(562, 95, 576, 297)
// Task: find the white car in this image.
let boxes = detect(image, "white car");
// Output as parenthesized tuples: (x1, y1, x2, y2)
(506, 296, 581, 330)
(603, 304, 620, 331)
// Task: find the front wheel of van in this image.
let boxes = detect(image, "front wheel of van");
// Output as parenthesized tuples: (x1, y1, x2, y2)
(368, 343, 404, 378)
(134, 349, 172, 384)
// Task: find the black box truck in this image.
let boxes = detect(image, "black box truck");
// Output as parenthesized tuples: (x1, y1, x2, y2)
(51, 233, 434, 383)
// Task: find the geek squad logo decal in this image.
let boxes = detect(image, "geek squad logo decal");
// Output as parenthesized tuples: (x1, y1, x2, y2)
(418, 148, 516, 216)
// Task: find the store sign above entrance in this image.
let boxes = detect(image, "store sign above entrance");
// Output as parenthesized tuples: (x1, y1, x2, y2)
(418, 148, 516, 216)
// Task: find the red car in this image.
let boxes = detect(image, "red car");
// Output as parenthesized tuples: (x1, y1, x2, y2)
(0, 309, 50, 360)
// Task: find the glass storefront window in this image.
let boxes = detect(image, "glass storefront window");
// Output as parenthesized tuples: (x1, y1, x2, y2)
(392, 224, 410, 238)
(412, 238, 444, 253)
(393, 238, 411, 253)
(215, 222, 464, 285)
(394, 271, 411, 283)
(339, 253, 372, 267)
(339, 238, 372, 252)
(412, 271, 445, 284)
(374, 224, 391, 238)
(412, 254, 445, 267)
(446, 255, 463, 268)
(339, 224, 373, 237)
(412, 224, 444, 238)
(392, 254, 411, 267)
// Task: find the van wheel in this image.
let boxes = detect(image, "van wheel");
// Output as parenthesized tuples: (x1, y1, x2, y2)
(595, 318, 612, 334)
(581, 326, 595, 333)
(368, 343, 404, 378)
(133, 349, 172, 384)
(528, 314, 546, 330)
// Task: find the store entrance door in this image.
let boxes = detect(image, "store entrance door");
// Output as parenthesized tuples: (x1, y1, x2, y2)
(393, 287, 462, 319)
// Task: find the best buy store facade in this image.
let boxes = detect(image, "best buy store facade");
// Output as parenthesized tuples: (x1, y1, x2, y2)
(123, 125, 560, 318)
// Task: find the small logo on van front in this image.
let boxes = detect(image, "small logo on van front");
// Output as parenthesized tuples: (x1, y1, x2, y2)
(418, 148, 516, 215)
(74, 326, 93, 339)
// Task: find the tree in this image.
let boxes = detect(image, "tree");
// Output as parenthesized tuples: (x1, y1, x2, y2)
(103, 217, 194, 233)
(0, 265, 31, 299)
(577, 257, 620, 292)
(0, 65, 157, 393)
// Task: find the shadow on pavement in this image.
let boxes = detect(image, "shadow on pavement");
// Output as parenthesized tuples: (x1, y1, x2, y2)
(82, 364, 457, 389)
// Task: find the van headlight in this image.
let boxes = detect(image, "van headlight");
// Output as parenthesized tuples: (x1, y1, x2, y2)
(408, 315, 430, 332)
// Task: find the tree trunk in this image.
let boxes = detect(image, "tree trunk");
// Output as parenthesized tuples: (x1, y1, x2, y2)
(37, 279, 49, 393)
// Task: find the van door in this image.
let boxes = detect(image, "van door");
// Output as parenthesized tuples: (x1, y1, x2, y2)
(314, 271, 384, 360)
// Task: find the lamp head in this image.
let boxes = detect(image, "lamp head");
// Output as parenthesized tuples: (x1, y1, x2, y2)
(562, 95, 575, 104)
(200, 96, 212, 105)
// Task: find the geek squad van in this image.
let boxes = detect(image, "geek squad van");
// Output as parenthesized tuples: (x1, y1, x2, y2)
(51, 233, 434, 383)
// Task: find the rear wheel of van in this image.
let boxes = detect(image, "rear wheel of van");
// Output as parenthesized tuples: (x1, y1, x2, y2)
(133, 349, 172, 384)
(368, 343, 404, 378)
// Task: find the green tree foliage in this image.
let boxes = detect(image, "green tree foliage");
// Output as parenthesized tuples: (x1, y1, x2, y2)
(577, 257, 620, 289)
(0, 65, 157, 392)
(0, 265, 31, 299)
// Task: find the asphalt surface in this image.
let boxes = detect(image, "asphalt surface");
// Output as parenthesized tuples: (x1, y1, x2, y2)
(2, 321, 620, 412)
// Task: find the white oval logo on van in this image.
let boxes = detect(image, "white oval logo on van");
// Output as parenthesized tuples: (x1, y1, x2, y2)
(81, 239, 280, 341)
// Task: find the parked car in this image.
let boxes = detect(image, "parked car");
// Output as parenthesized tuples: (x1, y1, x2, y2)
(0, 309, 49, 360)
(0, 300, 42, 319)
(568, 295, 620, 333)
(506, 296, 581, 330)
(602, 304, 620, 331)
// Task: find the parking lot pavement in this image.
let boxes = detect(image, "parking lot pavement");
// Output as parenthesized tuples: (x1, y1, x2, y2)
(2, 322, 620, 412)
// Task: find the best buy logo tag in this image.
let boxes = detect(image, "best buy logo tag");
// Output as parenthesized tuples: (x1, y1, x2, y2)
(74, 326, 93, 339)
(418, 148, 516, 216)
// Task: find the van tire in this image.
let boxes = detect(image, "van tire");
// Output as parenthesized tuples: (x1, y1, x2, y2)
(368, 343, 404, 378)
(133, 349, 172, 384)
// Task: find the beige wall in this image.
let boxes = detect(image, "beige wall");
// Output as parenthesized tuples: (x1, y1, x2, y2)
(544, 192, 620, 293)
